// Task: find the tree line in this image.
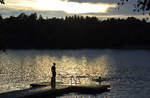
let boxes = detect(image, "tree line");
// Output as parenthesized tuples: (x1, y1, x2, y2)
(0, 13, 150, 49)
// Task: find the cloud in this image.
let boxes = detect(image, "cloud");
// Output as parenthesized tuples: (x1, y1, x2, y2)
(0, 0, 149, 19)
(0, 7, 148, 20)
(2, 0, 117, 14)
(66, 0, 116, 4)
(0, 7, 70, 18)
(66, 0, 138, 5)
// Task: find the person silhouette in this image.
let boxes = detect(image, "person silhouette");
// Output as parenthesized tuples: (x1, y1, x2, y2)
(51, 63, 56, 77)
(51, 63, 56, 89)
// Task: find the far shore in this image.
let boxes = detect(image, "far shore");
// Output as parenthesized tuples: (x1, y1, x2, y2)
(3, 45, 150, 50)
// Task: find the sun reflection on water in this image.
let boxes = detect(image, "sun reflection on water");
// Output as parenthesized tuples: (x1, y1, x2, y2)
(88, 55, 109, 77)
(0, 50, 111, 92)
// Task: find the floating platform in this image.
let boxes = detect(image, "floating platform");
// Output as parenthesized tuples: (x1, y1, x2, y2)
(0, 82, 110, 98)
(30, 82, 52, 88)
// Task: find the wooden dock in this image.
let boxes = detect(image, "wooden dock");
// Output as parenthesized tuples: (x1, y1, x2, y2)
(0, 83, 110, 98)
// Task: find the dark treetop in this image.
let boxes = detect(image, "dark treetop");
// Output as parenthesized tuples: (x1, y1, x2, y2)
(0, 13, 150, 49)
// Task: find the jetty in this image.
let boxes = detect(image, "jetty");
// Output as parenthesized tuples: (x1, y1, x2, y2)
(0, 82, 110, 98)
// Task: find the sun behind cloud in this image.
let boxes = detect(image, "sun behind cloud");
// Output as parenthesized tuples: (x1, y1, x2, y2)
(3, 0, 117, 14)
(33, 0, 117, 14)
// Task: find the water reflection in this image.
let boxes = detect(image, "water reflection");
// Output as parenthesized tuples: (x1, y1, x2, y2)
(1, 50, 150, 98)
(57, 93, 97, 98)
(0, 50, 111, 92)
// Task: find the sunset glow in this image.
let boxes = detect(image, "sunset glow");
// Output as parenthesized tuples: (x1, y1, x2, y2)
(3, 0, 117, 14)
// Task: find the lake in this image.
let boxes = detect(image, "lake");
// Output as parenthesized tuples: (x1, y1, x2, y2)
(0, 49, 150, 98)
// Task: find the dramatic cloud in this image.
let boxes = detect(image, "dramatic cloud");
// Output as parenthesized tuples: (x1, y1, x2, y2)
(0, 0, 149, 19)
(1, 0, 117, 14)
(66, 0, 116, 4)
(0, 7, 70, 18)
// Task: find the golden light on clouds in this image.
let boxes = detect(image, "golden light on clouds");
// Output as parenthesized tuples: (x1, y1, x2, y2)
(3, 0, 117, 14)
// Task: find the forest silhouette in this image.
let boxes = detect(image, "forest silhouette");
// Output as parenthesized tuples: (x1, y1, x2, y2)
(0, 13, 150, 50)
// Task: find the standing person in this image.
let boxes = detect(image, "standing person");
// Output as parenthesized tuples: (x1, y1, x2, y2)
(51, 63, 56, 77)
(51, 63, 56, 89)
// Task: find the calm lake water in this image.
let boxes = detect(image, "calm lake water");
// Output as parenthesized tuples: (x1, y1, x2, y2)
(0, 49, 150, 98)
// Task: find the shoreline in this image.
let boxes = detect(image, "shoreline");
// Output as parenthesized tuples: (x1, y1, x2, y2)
(3, 46, 150, 51)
